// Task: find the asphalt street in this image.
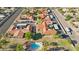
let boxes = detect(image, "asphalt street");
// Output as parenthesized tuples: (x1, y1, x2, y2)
(0, 8, 23, 34)
(52, 9, 79, 44)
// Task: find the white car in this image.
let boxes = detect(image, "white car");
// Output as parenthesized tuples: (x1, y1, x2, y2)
(65, 27, 72, 35)
(49, 15, 53, 19)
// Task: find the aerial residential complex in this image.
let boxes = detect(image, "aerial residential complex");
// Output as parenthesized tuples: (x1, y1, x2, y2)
(0, 7, 79, 51)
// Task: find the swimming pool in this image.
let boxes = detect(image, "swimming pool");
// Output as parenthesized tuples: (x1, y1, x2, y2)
(30, 42, 42, 50)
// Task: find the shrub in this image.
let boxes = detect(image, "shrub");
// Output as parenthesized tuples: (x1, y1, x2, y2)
(65, 15, 73, 21)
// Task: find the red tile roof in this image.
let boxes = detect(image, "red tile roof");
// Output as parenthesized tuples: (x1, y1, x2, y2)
(37, 23, 43, 29)
(36, 21, 57, 35)
(18, 30, 24, 38)
(28, 16, 34, 20)
(26, 25, 32, 31)
(10, 29, 24, 38)
(44, 16, 52, 25)
(43, 29, 57, 35)
(39, 14, 46, 19)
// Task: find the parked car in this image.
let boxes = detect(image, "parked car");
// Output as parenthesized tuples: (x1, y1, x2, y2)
(49, 14, 56, 21)
(65, 27, 72, 35)
(53, 24, 59, 30)
(47, 8, 51, 13)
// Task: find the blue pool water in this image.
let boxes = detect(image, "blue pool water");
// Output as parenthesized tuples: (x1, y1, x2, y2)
(31, 43, 40, 49)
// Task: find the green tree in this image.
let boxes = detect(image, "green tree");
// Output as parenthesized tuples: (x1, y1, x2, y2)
(16, 44, 24, 51)
(32, 33, 42, 40)
(25, 32, 32, 40)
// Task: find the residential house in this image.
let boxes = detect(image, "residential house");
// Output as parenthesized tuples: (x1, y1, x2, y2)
(36, 21, 57, 35)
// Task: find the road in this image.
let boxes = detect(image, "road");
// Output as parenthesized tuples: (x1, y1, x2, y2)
(52, 9, 79, 44)
(0, 8, 23, 34)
